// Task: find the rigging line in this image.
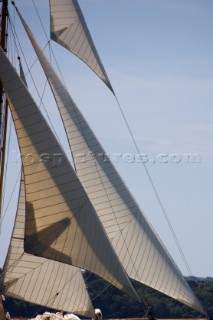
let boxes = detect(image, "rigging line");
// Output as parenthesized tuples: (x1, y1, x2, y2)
(37, 44, 52, 110)
(89, 278, 147, 311)
(30, 0, 77, 172)
(47, 42, 77, 173)
(0, 252, 25, 282)
(114, 94, 193, 277)
(21, 41, 52, 81)
(31, 0, 48, 40)
(0, 100, 7, 215)
(7, 13, 20, 66)
(45, 41, 78, 172)
(83, 273, 147, 310)
(0, 169, 21, 232)
(90, 282, 111, 302)
(1, 110, 12, 209)
(12, 0, 17, 65)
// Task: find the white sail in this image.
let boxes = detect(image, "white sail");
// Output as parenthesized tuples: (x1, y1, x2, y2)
(2, 175, 94, 317)
(0, 46, 139, 302)
(18, 10, 205, 315)
(49, 0, 114, 93)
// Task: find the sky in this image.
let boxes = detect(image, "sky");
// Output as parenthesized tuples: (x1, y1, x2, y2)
(0, 0, 213, 279)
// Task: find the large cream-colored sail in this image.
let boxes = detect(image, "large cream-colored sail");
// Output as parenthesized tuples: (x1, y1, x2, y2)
(0, 46, 139, 302)
(19, 11, 205, 315)
(49, 0, 114, 93)
(2, 176, 94, 317)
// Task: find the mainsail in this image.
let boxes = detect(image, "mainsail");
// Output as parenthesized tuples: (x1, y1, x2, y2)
(50, 0, 114, 93)
(1, 175, 94, 317)
(17, 9, 205, 315)
(0, 46, 139, 302)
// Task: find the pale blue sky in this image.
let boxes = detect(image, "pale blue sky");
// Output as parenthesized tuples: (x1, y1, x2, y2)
(0, 0, 213, 278)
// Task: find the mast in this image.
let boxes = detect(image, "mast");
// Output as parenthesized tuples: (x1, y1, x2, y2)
(0, 0, 8, 214)
(0, 4, 8, 319)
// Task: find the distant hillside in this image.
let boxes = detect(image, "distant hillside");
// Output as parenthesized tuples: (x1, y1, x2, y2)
(188, 276, 213, 282)
(85, 273, 213, 319)
(1, 272, 212, 319)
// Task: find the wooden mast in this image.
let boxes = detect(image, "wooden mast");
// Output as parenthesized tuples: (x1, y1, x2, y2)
(0, 0, 8, 215)
(0, 1, 8, 318)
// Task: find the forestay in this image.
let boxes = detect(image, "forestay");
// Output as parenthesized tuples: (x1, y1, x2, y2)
(0, 46, 139, 302)
(50, 0, 114, 93)
(2, 176, 94, 317)
(19, 10, 205, 315)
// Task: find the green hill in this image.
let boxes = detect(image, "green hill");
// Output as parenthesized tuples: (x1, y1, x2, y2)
(85, 273, 212, 318)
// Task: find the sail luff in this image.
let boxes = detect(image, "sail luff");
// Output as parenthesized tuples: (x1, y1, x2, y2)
(49, 0, 114, 94)
(18, 10, 206, 315)
(0, 45, 139, 302)
(2, 174, 94, 317)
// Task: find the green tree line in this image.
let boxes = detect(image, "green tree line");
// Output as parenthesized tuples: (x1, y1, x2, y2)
(85, 273, 213, 319)
(1, 271, 213, 319)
